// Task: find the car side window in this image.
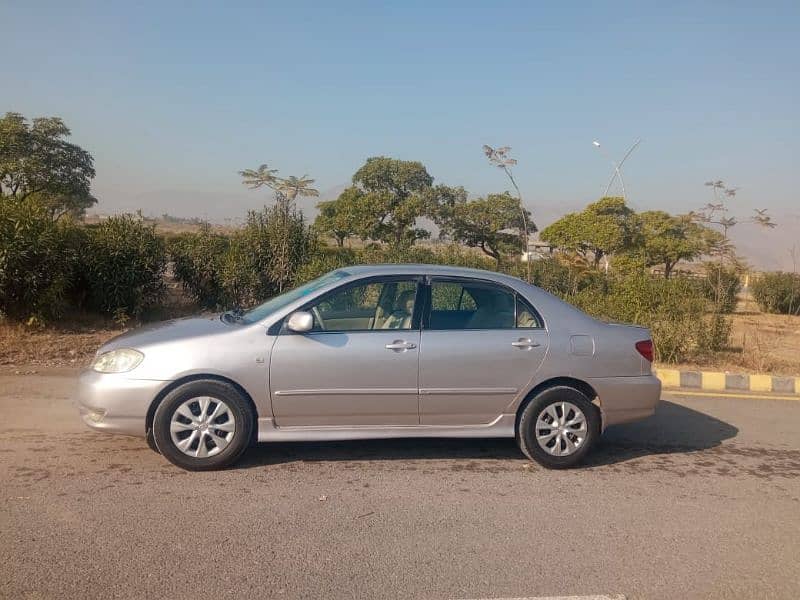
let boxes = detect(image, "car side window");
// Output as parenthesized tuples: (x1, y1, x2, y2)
(428, 280, 542, 330)
(516, 294, 544, 328)
(309, 279, 418, 332)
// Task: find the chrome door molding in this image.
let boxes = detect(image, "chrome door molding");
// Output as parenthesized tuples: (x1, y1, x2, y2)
(273, 388, 418, 397)
(419, 387, 518, 395)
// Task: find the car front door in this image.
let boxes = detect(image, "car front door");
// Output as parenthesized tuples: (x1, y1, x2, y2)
(269, 276, 422, 427)
(419, 277, 549, 425)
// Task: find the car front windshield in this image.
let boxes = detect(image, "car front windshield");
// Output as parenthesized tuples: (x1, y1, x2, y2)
(239, 269, 351, 324)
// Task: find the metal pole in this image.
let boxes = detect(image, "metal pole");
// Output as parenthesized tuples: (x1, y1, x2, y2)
(595, 139, 641, 200)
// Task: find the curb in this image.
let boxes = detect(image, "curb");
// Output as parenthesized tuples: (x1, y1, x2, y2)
(655, 368, 800, 396)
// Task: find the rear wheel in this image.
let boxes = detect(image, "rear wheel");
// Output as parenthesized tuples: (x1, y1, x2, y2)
(153, 380, 253, 471)
(517, 386, 600, 469)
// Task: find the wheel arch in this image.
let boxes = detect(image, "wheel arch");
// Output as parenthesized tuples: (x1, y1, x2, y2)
(515, 376, 601, 437)
(145, 374, 259, 442)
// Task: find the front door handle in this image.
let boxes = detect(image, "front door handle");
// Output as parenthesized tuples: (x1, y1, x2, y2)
(385, 340, 417, 351)
(511, 338, 540, 349)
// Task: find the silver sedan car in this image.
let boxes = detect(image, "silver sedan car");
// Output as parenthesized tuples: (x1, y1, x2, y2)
(76, 264, 661, 470)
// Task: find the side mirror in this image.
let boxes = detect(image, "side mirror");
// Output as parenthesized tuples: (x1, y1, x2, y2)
(286, 311, 314, 333)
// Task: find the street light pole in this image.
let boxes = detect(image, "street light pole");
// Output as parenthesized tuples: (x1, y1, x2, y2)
(592, 139, 641, 200)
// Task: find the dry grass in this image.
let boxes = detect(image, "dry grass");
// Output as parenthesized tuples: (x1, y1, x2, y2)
(664, 293, 800, 376)
(0, 315, 122, 370)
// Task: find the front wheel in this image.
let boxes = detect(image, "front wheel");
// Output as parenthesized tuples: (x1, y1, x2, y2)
(517, 386, 600, 469)
(152, 380, 254, 471)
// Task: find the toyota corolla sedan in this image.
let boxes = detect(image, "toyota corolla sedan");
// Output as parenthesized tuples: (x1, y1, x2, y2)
(76, 264, 661, 470)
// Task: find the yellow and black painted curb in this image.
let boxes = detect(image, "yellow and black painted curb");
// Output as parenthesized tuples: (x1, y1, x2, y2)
(655, 368, 800, 396)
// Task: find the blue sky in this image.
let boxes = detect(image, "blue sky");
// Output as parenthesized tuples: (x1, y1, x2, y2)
(3, 0, 799, 240)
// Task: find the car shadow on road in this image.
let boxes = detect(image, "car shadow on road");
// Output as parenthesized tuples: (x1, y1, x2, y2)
(237, 400, 738, 469)
(587, 399, 739, 467)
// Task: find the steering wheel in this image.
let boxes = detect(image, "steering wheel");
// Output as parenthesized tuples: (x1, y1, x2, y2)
(311, 306, 326, 331)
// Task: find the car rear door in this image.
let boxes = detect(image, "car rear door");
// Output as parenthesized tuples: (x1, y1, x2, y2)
(269, 276, 423, 427)
(419, 277, 549, 425)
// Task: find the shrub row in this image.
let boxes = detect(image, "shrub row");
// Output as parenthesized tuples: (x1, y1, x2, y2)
(9, 201, 792, 364)
(169, 205, 315, 309)
(0, 203, 165, 323)
(751, 272, 800, 315)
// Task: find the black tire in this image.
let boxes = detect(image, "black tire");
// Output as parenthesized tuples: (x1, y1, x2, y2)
(517, 386, 600, 469)
(145, 427, 160, 454)
(152, 380, 254, 471)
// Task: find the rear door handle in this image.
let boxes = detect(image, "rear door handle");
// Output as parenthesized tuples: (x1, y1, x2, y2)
(511, 338, 540, 349)
(385, 340, 417, 351)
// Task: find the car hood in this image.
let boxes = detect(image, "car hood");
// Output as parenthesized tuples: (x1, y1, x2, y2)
(97, 315, 234, 354)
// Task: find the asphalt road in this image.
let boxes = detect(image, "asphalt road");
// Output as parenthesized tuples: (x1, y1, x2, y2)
(1, 370, 799, 600)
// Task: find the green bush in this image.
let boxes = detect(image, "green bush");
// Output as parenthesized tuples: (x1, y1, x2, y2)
(170, 205, 317, 309)
(700, 264, 741, 313)
(696, 311, 732, 353)
(569, 271, 727, 364)
(504, 258, 608, 298)
(295, 247, 358, 284)
(0, 201, 79, 322)
(77, 214, 167, 321)
(169, 225, 231, 309)
(236, 204, 317, 299)
(751, 272, 800, 315)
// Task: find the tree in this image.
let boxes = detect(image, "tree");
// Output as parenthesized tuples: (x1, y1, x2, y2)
(693, 179, 776, 257)
(540, 197, 640, 269)
(639, 211, 721, 278)
(239, 163, 320, 291)
(239, 165, 319, 209)
(349, 156, 434, 247)
(435, 190, 531, 263)
(692, 179, 776, 318)
(278, 175, 319, 204)
(0, 112, 96, 219)
(482, 145, 536, 281)
(314, 189, 363, 247)
(239, 164, 280, 190)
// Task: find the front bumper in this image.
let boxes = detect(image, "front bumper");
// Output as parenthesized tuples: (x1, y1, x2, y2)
(75, 369, 170, 437)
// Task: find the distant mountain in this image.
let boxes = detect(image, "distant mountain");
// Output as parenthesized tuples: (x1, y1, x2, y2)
(728, 214, 799, 271)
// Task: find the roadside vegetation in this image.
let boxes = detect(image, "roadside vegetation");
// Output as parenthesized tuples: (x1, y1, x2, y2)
(1, 111, 795, 372)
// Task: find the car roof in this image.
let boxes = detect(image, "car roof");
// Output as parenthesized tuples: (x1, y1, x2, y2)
(342, 263, 519, 282)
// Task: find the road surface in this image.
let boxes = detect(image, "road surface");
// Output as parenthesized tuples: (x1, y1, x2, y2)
(1, 370, 799, 599)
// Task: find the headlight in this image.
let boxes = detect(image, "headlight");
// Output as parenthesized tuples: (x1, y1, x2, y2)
(91, 349, 144, 373)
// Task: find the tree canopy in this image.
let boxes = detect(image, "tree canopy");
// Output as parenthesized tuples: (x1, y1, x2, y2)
(0, 112, 96, 219)
(540, 197, 721, 276)
(434, 190, 530, 262)
(313, 157, 438, 248)
(239, 164, 319, 210)
(639, 210, 722, 278)
(314, 189, 364, 247)
(540, 197, 640, 268)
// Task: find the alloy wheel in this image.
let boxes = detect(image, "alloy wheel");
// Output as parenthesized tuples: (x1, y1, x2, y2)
(535, 401, 588, 456)
(169, 396, 236, 458)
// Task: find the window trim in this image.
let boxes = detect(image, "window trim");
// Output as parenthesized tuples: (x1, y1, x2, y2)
(423, 276, 545, 331)
(278, 275, 425, 335)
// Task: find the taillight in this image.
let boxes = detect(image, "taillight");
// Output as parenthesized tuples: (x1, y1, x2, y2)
(635, 339, 654, 362)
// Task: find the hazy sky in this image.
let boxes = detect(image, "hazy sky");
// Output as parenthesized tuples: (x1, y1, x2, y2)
(3, 0, 799, 249)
